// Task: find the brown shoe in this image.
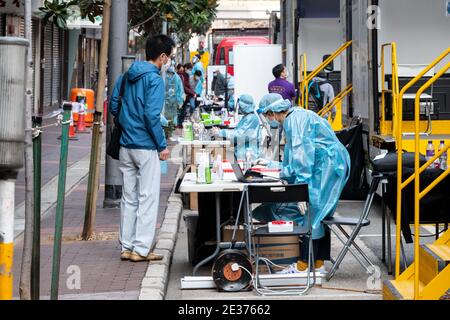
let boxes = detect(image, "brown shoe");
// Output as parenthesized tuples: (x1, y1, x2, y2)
(120, 250, 132, 260)
(129, 251, 164, 262)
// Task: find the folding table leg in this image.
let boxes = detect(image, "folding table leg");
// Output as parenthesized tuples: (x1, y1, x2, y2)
(193, 193, 222, 275)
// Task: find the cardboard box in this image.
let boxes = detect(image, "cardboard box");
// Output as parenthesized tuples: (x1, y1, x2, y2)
(221, 225, 300, 273)
(254, 236, 300, 271)
(222, 224, 246, 242)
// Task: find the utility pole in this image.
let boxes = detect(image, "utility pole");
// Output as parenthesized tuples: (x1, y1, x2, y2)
(0, 37, 29, 300)
(19, 0, 34, 300)
(104, 0, 128, 209)
(83, 0, 112, 240)
(162, 19, 168, 35)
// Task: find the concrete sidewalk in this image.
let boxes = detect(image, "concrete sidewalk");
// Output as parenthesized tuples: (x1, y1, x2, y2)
(12, 136, 180, 299)
(166, 201, 389, 300)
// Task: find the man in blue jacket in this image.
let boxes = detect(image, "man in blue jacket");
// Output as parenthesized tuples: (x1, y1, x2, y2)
(110, 34, 175, 262)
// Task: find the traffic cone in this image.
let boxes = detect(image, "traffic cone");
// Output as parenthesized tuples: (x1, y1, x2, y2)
(68, 111, 78, 140)
(76, 109, 89, 134)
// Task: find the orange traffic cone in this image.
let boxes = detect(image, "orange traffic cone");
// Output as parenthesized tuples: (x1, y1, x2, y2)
(76, 109, 89, 134)
(69, 111, 78, 140)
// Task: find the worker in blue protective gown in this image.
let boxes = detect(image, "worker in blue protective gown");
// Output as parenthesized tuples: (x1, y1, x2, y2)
(254, 97, 351, 274)
(211, 94, 262, 161)
(164, 66, 185, 127)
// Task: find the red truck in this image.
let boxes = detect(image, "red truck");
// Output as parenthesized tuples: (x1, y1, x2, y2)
(214, 36, 270, 76)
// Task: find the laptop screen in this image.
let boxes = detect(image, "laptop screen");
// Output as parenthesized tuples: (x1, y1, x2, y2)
(231, 163, 245, 181)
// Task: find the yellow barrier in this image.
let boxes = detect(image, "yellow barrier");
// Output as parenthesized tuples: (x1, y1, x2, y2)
(380, 43, 400, 136)
(411, 62, 450, 299)
(299, 41, 352, 111)
(299, 54, 307, 107)
(395, 48, 450, 284)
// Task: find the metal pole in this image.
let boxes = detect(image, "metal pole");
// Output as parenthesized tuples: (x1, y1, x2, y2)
(50, 103, 71, 300)
(104, 0, 128, 208)
(0, 36, 29, 301)
(162, 19, 168, 35)
(19, 0, 34, 300)
(83, 0, 112, 239)
(31, 116, 42, 300)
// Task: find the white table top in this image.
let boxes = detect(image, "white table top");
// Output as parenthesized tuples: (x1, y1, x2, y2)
(178, 139, 230, 146)
(179, 172, 283, 193)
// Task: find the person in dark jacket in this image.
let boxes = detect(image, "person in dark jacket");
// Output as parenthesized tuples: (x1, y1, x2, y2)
(211, 69, 228, 97)
(177, 63, 196, 126)
(110, 34, 175, 262)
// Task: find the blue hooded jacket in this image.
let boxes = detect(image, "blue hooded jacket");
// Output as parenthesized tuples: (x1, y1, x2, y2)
(110, 62, 166, 152)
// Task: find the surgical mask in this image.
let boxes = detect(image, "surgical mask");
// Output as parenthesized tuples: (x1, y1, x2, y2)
(269, 119, 279, 128)
(161, 59, 171, 73)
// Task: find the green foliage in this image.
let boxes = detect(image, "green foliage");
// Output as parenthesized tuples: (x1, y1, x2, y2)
(39, 0, 103, 27)
(38, 0, 218, 45)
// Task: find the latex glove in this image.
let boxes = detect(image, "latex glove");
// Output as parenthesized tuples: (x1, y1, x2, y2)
(298, 202, 307, 215)
(255, 158, 270, 166)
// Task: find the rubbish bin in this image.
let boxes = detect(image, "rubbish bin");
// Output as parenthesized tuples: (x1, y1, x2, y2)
(70, 88, 95, 126)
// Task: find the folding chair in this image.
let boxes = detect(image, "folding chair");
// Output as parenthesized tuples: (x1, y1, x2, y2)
(323, 150, 426, 280)
(243, 184, 316, 295)
(322, 173, 380, 280)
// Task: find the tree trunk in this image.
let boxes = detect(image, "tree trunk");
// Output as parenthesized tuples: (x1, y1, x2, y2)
(82, 0, 112, 240)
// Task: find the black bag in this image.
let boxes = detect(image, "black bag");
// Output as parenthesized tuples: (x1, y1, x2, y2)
(335, 123, 369, 200)
(106, 73, 128, 160)
(306, 79, 327, 112)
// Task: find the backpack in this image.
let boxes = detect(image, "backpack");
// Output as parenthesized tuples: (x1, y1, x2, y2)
(307, 79, 327, 112)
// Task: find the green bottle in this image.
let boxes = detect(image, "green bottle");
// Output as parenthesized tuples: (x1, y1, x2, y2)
(205, 165, 212, 184)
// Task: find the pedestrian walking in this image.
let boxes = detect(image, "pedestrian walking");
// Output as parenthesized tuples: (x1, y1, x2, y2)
(177, 63, 196, 126)
(164, 66, 185, 132)
(110, 34, 175, 262)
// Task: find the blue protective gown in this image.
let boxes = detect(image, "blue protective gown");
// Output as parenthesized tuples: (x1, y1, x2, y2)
(281, 107, 350, 239)
(192, 61, 205, 82)
(164, 71, 185, 126)
(218, 112, 262, 161)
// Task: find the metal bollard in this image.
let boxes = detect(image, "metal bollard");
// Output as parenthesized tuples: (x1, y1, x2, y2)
(50, 102, 72, 300)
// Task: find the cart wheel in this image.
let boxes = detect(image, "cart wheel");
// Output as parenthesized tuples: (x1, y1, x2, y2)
(212, 249, 253, 292)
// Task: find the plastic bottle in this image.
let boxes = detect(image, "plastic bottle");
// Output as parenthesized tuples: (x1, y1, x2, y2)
(205, 164, 212, 184)
(215, 154, 223, 180)
(438, 140, 447, 170)
(182, 121, 193, 141)
(221, 107, 227, 124)
(426, 140, 435, 169)
(196, 149, 207, 184)
(160, 160, 168, 175)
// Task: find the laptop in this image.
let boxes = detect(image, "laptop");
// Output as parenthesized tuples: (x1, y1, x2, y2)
(231, 163, 280, 183)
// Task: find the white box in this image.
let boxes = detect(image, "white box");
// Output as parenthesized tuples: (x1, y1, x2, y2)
(268, 221, 294, 233)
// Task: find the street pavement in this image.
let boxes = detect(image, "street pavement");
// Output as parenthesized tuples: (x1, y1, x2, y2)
(12, 124, 180, 299)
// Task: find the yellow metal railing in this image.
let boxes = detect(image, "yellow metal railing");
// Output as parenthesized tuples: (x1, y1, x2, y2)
(317, 83, 353, 117)
(380, 43, 400, 136)
(299, 41, 353, 109)
(298, 53, 307, 107)
(412, 63, 450, 299)
(395, 47, 450, 299)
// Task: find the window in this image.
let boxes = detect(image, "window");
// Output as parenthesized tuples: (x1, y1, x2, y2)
(228, 49, 234, 66)
(219, 47, 225, 65)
